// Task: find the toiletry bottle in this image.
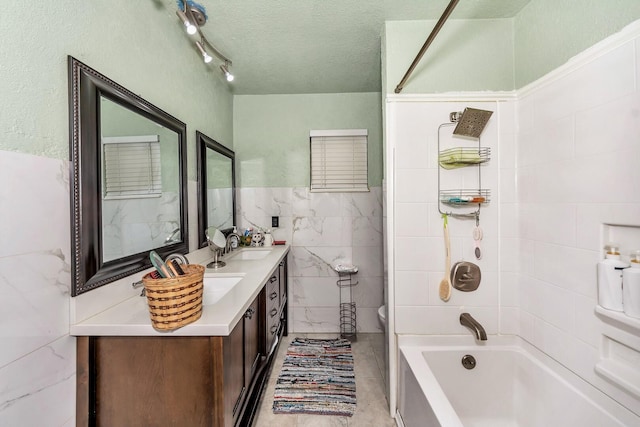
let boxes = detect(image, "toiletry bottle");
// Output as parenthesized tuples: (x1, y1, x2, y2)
(264, 229, 274, 247)
(623, 250, 640, 319)
(597, 244, 628, 311)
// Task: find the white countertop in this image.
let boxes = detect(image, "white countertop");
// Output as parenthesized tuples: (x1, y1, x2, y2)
(70, 245, 290, 337)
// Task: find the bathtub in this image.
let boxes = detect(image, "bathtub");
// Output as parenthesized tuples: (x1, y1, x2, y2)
(397, 336, 639, 427)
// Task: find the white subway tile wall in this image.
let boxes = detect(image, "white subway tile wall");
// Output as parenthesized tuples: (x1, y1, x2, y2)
(515, 31, 640, 412)
(390, 100, 507, 339)
(388, 26, 640, 416)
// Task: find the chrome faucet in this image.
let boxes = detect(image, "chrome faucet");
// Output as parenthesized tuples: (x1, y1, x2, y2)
(223, 231, 242, 255)
(460, 312, 487, 341)
(164, 228, 181, 244)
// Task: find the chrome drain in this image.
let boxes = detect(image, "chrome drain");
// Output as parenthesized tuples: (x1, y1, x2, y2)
(461, 354, 476, 370)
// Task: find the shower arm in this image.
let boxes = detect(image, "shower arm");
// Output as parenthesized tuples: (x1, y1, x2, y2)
(394, 0, 459, 94)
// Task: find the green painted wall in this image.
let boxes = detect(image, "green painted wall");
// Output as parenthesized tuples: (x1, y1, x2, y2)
(0, 0, 233, 180)
(384, 19, 515, 94)
(233, 93, 383, 188)
(514, 0, 640, 88)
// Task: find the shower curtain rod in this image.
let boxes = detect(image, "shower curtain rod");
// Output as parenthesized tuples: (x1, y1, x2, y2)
(394, 0, 459, 94)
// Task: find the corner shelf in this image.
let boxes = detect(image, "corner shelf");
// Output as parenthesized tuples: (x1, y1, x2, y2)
(594, 305, 640, 399)
(595, 305, 640, 332)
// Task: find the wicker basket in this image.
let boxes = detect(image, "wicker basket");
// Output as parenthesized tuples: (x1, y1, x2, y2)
(142, 264, 205, 331)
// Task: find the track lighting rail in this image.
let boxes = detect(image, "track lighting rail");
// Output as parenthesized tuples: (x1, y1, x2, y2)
(176, 0, 233, 80)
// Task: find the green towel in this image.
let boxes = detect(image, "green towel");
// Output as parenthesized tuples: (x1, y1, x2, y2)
(439, 150, 482, 169)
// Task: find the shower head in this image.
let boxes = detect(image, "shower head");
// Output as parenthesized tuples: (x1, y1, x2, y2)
(450, 108, 493, 138)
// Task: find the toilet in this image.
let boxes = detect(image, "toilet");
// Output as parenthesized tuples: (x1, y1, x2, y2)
(378, 305, 386, 326)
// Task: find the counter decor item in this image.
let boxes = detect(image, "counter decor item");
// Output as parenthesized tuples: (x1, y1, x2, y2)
(142, 264, 205, 331)
(263, 229, 274, 247)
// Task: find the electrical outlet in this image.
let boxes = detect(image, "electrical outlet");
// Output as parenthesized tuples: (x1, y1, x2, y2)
(271, 216, 279, 228)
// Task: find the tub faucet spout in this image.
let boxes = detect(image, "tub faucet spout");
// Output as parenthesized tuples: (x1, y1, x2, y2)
(460, 312, 487, 341)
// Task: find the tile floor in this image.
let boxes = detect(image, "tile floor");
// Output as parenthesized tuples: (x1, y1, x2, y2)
(254, 333, 395, 427)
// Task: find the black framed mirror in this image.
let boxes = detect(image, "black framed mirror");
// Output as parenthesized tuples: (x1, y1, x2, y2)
(69, 56, 188, 296)
(196, 131, 236, 248)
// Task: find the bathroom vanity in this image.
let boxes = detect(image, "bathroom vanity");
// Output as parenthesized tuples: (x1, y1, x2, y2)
(72, 246, 289, 427)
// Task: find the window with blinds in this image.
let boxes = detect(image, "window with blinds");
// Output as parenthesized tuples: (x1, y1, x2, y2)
(102, 135, 162, 199)
(310, 129, 369, 192)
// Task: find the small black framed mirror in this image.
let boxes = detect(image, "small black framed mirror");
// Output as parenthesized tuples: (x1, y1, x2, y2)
(196, 131, 236, 248)
(69, 56, 188, 296)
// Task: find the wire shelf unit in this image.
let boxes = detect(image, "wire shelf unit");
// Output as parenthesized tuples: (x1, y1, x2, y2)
(336, 271, 358, 341)
(437, 122, 491, 219)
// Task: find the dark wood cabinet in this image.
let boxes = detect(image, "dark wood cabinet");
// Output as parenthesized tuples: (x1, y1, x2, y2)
(76, 255, 288, 427)
(225, 313, 246, 425)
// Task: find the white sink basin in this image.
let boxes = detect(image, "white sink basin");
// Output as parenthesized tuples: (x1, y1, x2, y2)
(202, 276, 243, 305)
(231, 249, 272, 261)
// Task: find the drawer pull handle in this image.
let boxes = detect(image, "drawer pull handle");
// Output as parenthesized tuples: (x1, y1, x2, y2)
(244, 307, 255, 319)
(269, 276, 278, 283)
(270, 308, 278, 317)
(270, 291, 278, 300)
(270, 325, 278, 334)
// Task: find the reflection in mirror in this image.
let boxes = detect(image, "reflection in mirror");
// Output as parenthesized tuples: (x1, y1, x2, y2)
(69, 56, 188, 296)
(197, 131, 235, 248)
(100, 97, 182, 262)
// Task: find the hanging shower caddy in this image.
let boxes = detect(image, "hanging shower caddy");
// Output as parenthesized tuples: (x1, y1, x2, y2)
(437, 108, 493, 219)
(334, 263, 358, 341)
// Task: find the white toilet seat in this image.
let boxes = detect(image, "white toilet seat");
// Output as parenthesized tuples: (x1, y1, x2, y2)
(378, 305, 386, 326)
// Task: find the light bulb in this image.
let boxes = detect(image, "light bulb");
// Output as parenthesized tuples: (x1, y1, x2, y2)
(220, 64, 234, 82)
(177, 10, 197, 35)
(196, 41, 212, 63)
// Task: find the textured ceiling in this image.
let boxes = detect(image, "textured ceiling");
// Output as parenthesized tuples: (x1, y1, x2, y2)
(168, 0, 531, 94)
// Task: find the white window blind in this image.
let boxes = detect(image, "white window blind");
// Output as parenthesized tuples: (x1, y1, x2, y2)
(102, 135, 162, 199)
(310, 129, 369, 192)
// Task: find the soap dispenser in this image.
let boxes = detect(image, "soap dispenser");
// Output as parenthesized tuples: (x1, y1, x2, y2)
(597, 244, 628, 311)
(623, 250, 640, 319)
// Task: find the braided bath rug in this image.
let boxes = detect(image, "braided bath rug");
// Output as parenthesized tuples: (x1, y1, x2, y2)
(273, 338, 356, 416)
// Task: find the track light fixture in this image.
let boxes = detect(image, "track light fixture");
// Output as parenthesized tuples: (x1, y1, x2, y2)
(175, 0, 234, 82)
(196, 40, 213, 63)
(220, 62, 234, 82)
(176, 9, 197, 35)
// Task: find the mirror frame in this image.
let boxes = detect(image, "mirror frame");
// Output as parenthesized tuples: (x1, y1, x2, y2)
(196, 131, 236, 248)
(68, 56, 189, 296)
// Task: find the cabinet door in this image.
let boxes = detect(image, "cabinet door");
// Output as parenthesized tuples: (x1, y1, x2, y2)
(279, 257, 288, 335)
(244, 296, 260, 388)
(223, 319, 245, 426)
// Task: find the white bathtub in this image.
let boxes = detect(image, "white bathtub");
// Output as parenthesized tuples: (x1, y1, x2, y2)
(397, 336, 639, 427)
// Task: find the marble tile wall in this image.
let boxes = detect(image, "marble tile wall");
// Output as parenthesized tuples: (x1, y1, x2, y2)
(102, 192, 181, 261)
(0, 150, 75, 426)
(207, 188, 234, 230)
(238, 187, 384, 333)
